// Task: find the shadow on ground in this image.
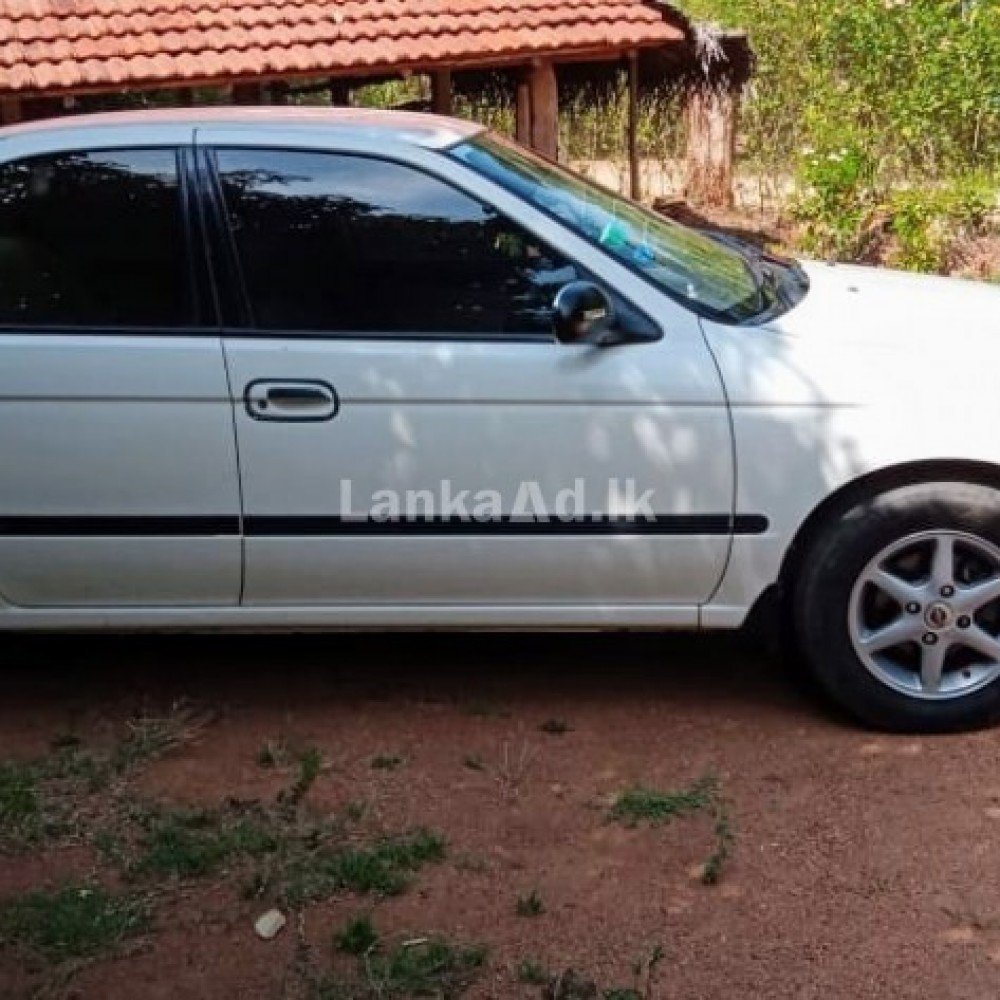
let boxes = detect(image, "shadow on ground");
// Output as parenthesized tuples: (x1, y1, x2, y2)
(0, 630, 820, 729)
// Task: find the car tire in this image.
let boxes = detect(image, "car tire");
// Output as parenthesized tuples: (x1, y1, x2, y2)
(794, 481, 1000, 732)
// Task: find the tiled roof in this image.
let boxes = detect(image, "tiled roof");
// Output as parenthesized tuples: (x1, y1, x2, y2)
(0, 0, 687, 96)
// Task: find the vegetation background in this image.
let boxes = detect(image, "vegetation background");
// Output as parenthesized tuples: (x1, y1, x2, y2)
(682, 0, 1000, 272)
(450, 0, 1000, 276)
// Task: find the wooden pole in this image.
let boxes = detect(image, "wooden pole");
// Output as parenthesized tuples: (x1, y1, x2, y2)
(328, 80, 352, 106)
(627, 50, 640, 201)
(431, 70, 453, 115)
(0, 96, 22, 126)
(528, 60, 558, 158)
(515, 72, 532, 146)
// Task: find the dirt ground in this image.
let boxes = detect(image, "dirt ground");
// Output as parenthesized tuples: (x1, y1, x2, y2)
(3, 630, 1000, 999)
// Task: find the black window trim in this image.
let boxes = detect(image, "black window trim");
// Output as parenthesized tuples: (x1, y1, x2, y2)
(0, 143, 213, 335)
(200, 144, 663, 346)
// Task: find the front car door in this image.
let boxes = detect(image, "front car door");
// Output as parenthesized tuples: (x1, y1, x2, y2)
(198, 127, 734, 626)
(0, 125, 241, 612)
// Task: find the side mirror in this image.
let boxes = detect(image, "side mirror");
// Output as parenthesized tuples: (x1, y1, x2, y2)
(552, 281, 615, 345)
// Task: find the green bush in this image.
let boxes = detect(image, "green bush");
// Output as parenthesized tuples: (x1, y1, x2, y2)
(793, 141, 879, 259)
(888, 176, 995, 272)
(685, 0, 1000, 180)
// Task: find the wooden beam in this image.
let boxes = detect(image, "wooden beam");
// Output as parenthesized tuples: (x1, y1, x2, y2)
(528, 60, 558, 158)
(684, 84, 739, 209)
(515, 72, 532, 145)
(626, 50, 640, 201)
(430, 70, 452, 115)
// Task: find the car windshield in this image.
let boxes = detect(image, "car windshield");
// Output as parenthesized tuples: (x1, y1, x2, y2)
(448, 132, 767, 324)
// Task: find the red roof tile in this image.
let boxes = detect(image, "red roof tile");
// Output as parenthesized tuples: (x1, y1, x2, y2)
(0, 0, 687, 95)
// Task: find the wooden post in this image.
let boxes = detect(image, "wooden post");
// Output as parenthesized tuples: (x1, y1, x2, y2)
(1, 96, 23, 126)
(626, 51, 640, 201)
(1, 96, 23, 125)
(328, 80, 351, 106)
(684, 83, 738, 209)
(527, 60, 558, 158)
(515, 72, 532, 146)
(431, 70, 452, 115)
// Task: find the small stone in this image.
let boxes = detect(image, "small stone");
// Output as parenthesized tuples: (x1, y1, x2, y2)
(941, 926, 976, 945)
(254, 909, 286, 940)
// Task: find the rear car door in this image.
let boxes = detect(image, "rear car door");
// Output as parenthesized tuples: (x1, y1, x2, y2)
(0, 131, 241, 609)
(200, 133, 734, 623)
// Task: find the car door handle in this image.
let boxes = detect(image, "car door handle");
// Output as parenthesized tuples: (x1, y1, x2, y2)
(245, 379, 339, 422)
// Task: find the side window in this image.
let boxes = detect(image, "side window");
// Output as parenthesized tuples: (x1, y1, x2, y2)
(214, 148, 582, 336)
(0, 148, 191, 328)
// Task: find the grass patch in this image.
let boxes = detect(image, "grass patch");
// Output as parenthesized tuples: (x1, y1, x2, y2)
(0, 760, 42, 845)
(517, 958, 549, 985)
(0, 702, 214, 852)
(112, 760, 444, 911)
(371, 754, 404, 771)
(278, 746, 324, 818)
(311, 927, 486, 999)
(256, 739, 288, 769)
(131, 807, 278, 880)
(0, 885, 149, 963)
(609, 775, 735, 885)
(283, 828, 445, 906)
(609, 776, 716, 827)
(110, 703, 213, 775)
(515, 889, 545, 917)
(546, 969, 599, 1000)
(335, 915, 379, 956)
(461, 755, 485, 772)
(700, 799, 735, 887)
(365, 937, 487, 999)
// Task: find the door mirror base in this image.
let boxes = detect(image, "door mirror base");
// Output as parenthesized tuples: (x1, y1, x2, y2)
(552, 281, 658, 347)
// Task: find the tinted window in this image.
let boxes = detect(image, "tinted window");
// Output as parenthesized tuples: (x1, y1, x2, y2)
(214, 149, 583, 335)
(0, 148, 191, 328)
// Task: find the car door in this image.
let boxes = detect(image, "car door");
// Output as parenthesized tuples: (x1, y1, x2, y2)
(0, 137, 241, 609)
(200, 135, 734, 624)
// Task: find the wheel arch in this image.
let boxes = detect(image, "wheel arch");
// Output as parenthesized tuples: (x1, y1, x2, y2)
(745, 459, 1000, 639)
(781, 458, 1000, 595)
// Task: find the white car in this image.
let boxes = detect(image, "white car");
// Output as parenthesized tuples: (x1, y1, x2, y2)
(1, 107, 999, 731)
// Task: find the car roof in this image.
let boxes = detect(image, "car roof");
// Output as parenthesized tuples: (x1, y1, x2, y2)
(0, 106, 484, 150)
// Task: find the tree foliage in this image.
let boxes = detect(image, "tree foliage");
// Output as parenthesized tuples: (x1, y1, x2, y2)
(684, 0, 1000, 177)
